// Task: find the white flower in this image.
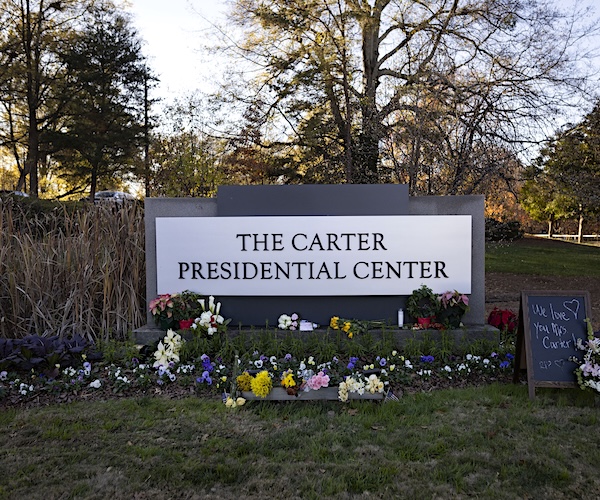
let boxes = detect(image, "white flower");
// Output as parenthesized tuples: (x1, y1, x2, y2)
(278, 314, 292, 329)
(89, 379, 102, 389)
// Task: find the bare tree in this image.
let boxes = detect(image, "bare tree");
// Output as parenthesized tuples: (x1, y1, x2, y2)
(219, 0, 599, 189)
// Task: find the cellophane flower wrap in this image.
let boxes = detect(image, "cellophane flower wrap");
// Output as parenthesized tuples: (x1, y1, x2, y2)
(191, 295, 230, 336)
(572, 320, 600, 394)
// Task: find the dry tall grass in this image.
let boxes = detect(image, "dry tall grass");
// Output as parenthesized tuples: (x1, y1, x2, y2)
(0, 198, 146, 342)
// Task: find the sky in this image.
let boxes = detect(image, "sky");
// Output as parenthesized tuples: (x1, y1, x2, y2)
(127, 0, 600, 108)
(126, 0, 228, 102)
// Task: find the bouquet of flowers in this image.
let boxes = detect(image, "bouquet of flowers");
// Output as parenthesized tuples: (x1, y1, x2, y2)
(329, 316, 370, 339)
(572, 319, 600, 394)
(191, 295, 231, 336)
(278, 313, 300, 330)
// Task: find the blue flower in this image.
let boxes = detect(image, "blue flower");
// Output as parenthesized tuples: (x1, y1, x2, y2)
(505, 353, 514, 360)
(379, 358, 387, 367)
(499, 361, 510, 369)
(347, 356, 359, 370)
(420, 355, 434, 363)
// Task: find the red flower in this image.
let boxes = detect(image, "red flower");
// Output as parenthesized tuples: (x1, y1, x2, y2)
(178, 318, 194, 330)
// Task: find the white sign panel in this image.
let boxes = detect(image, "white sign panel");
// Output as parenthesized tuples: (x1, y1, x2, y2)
(156, 215, 472, 296)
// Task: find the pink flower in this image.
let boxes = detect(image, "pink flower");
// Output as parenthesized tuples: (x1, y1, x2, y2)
(306, 371, 330, 390)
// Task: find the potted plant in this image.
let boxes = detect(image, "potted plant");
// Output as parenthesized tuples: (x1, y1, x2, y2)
(406, 285, 440, 327)
(149, 290, 204, 331)
(437, 290, 470, 328)
(149, 293, 179, 331)
(172, 290, 204, 329)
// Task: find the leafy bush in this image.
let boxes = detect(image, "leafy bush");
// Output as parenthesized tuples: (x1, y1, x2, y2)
(485, 218, 524, 242)
(0, 334, 96, 376)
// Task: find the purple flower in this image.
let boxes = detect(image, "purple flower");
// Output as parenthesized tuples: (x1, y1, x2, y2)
(260, 355, 267, 362)
(379, 358, 387, 367)
(499, 361, 510, 369)
(284, 353, 292, 361)
(347, 356, 359, 370)
(420, 355, 434, 363)
(505, 353, 514, 360)
(198, 370, 212, 385)
(83, 361, 92, 371)
(491, 352, 498, 358)
(131, 357, 139, 366)
(202, 356, 214, 372)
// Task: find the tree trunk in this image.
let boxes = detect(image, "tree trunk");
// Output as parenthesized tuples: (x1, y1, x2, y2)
(354, 3, 383, 184)
(577, 207, 584, 244)
(547, 214, 554, 238)
(25, 124, 39, 197)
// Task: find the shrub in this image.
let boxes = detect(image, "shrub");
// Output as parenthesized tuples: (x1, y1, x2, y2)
(485, 218, 524, 242)
(0, 334, 95, 376)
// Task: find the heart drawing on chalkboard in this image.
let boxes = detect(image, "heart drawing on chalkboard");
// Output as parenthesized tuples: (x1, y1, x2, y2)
(554, 359, 566, 369)
(563, 299, 580, 319)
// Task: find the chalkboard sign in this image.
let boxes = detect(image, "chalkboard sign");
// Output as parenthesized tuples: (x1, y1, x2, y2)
(514, 290, 592, 399)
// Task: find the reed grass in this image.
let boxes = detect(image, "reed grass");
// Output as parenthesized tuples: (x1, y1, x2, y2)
(0, 198, 145, 342)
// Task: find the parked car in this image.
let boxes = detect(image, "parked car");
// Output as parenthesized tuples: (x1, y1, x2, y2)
(94, 191, 136, 203)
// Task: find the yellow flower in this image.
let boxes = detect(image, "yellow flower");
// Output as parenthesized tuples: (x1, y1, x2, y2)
(250, 370, 273, 398)
(236, 397, 246, 406)
(281, 370, 296, 388)
(330, 316, 339, 329)
(236, 372, 253, 392)
(221, 376, 227, 382)
(342, 321, 351, 332)
(348, 331, 353, 339)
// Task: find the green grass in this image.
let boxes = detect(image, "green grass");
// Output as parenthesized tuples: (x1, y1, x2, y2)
(486, 238, 600, 275)
(1, 385, 599, 499)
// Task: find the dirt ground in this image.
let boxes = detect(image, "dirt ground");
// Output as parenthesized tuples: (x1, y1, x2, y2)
(485, 237, 600, 331)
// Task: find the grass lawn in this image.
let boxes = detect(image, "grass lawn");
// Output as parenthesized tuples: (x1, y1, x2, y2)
(2, 236, 600, 499)
(486, 238, 600, 276)
(1, 385, 599, 499)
